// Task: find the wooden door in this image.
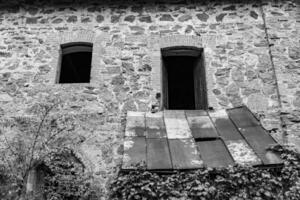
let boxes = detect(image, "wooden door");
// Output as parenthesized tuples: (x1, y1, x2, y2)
(162, 59, 169, 109)
(193, 54, 207, 109)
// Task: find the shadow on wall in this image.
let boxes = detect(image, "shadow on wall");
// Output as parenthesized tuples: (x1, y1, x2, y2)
(0, 0, 266, 9)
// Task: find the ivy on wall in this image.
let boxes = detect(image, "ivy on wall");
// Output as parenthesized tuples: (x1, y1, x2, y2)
(43, 148, 93, 200)
(109, 145, 300, 200)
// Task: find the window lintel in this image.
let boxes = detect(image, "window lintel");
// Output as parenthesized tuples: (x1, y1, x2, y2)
(161, 46, 202, 57)
(61, 42, 93, 55)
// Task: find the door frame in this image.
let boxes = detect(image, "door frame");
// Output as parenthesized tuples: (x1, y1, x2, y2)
(161, 46, 208, 110)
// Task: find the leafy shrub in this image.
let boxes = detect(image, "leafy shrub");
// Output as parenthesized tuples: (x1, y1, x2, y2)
(43, 148, 92, 200)
(0, 101, 93, 200)
(0, 165, 22, 200)
(109, 144, 300, 200)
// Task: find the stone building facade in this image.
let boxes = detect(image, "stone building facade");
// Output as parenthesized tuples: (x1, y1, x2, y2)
(0, 0, 299, 198)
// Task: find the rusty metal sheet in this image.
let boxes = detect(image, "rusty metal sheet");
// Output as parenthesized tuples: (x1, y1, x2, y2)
(238, 126, 282, 165)
(226, 107, 260, 128)
(169, 139, 203, 169)
(147, 138, 172, 170)
(145, 112, 167, 138)
(225, 140, 261, 165)
(164, 110, 192, 139)
(196, 139, 234, 168)
(122, 137, 146, 169)
(125, 111, 145, 137)
(186, 114, 219, 139)
(209, 110, 243, 141)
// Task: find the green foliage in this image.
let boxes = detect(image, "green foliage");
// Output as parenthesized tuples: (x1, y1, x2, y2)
(109, 145, 300, 200)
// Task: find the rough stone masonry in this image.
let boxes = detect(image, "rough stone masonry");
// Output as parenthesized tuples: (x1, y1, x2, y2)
(0, 0, 299, 198)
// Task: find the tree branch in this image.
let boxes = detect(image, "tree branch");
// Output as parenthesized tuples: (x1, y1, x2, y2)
(27, 104, 57, 173)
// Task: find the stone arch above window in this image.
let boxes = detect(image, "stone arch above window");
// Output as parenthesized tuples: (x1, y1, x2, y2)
(47, 29, 108, 85)
(149, 35, 217, 110)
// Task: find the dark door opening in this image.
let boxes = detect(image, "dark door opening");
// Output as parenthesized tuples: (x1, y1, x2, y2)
(162, 47, 207, 110)
(164, 56, 196, 109)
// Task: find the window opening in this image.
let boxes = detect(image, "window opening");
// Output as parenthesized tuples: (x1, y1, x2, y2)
(161, 47, 207, 110)
(58, 42, 93, 83)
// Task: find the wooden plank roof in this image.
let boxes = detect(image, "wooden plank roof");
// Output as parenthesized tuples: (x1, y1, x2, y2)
(122, 106, 282, 171)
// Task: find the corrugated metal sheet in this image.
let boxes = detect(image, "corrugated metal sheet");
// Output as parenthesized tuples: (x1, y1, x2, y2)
(122, 106, 282, 171)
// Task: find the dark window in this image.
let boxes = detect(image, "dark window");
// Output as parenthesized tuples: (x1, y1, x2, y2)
(161, 47, 207, 110)
(58, 42, 93, 83)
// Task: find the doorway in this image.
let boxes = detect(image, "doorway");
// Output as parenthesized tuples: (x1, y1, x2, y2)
(161, 47, 207, 110)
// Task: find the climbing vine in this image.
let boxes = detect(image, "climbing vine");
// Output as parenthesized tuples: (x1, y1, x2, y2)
(109, 144, 300, 200)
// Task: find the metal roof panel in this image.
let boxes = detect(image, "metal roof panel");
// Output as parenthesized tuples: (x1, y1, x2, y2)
(186, 114, 219, 139)
(122, 137, 146, 169)
(145, 112, 167, 138)
(164, 110, 193, 139)
(227, 107, 260, 128)
(169, 139, 203, 169)
(197, 139, 235, 168)
(147, 138, 173, 170)
(209, 110, 244, 141)
(125, 111, 145, 137)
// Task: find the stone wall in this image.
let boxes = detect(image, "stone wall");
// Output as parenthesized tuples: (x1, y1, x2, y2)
(262, 0, 300, 147)
(0, 0, 298, 198)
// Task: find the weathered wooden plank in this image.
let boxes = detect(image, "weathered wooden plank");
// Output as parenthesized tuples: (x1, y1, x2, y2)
(225, 140, 262, 165)
(196, 139, 234, 168)
(145, 112, 167, 138)
(227, 107, 260, 128)
(238, 127, 282, 165)
(122, 137, 146, 169)
(125, 111, 145, 137)
(147, 138, 172, 170)
(164, 110, 192, 139)
(209, 110, 243, 141)
(169, 139, 203, 169)
(186, 114, 219, 139)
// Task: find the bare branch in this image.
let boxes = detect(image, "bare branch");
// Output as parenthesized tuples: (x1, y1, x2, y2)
(3, 134, 18, 158)
(36, 127, 67, 159)
(27, 103, 57, 173)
